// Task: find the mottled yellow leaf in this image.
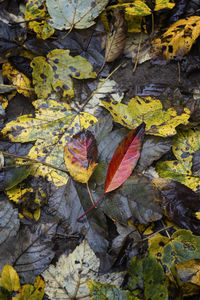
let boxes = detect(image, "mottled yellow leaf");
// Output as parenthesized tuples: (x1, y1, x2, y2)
(16, 276, 45, 300)
(31, 49, 96, 99)
(156, 128, 200, 191)
(0, 265, 20, 292)
(2, 62, 32, 98)
(154, 0, 175, 11)
(25, 0, 54, 39)
(153, 16, 200, 60)
(102, 96, 190, 137)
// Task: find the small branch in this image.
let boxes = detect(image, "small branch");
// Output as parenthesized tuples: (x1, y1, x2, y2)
(1, 151, 70, 175)
(86, 181, 97, 208)
(77, 193, 105, 221)
(0, 84, 35, 92)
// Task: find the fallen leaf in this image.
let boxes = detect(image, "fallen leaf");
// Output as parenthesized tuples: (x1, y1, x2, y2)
(102, 96, 190, 137)
(2, 62, 32, 98)
(42, 239, 124, 300)
(104, 123, 145, 193)
(153, 178, 200, 235)
(154, 0, 175, 11)
(64, 130, 98, 183)
(31, 49, 96, 99)
(46, 0, 109, 30)
(17, 276, 45, 300)
(25, 0, 54, 39)
(105, 8, 127, 62)
(156, 128, 200, 191)
(128, 255, 168, 300)
(1, 99, 97, 186)
(0, 265, 20, 293)
(148, 229, 200, 276)
(153, 16, 200, 60)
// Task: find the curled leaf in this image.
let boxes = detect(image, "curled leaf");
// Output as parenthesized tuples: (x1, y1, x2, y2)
(64, 130, 98, 183)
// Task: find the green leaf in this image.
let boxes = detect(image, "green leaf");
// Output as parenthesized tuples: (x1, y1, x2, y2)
(88, 280, 132, 299)
(46, 0, 109, 30)
(31, 49, 96, 99)
(156, 128, 200, 191)
(25, 0, 54, 39)
(102, 96, 190, 137)
(148, 230, 200, 276)
(1, 99, 97, 186)
(128, 255, 168, 300)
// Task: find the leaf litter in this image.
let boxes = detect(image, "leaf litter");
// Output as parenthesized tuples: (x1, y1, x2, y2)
(0, 1, 200, 299)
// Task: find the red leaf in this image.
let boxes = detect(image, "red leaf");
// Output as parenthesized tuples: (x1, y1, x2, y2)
(104, 123, 145, 193)
(64, 130, 98, 183)
(77, 123, 145, 221)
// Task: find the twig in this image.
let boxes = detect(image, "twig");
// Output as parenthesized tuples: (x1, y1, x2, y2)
(1, 151, 70, 175)
(0, 84, 34, 92)
(86, 181, 97, 208)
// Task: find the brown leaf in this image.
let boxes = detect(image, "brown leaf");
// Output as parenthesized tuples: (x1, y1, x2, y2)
(105, 8, 127, 62)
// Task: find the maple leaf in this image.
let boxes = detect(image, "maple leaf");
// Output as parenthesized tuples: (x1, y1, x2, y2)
(102, 96, 190, 137)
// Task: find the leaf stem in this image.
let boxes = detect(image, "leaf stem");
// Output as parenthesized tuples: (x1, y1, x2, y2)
(77, 193, 105, 221)
(86, 181, 97, 208)
(1, 151, 70, 175)
(0, 84, 34, 91)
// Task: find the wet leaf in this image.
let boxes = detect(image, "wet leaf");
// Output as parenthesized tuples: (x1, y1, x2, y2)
(64, 130, 98, 183)
(153, 178, 200, 235)
(109, 1, 151, 17)
(148, 229, 200, 276)
(104, 123, 145, 193)
(25, 0, 55, 40)
(88, 280, 132, 299)
(46, 0, 109, 30)
(0, 265, 20, 293)
(16, 276, 45, 300)
(105, 8, 127, 62)
(153, 16, 200, 60)
(2, 62, 32, 98)
(128, 255, 168, 300)
(0, 197, 20, 245)
(42, 239, 124, 300)
(31, 49, 96, 99)
(0, 222, 57, 283)
(156, 128, 200, 191)
(2, 99, 97, 186)
(102, 96, 190, 137)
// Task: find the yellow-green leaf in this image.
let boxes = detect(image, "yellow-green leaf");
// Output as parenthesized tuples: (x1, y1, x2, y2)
(102, 96, 190, 137)
(156, 128, 200, 191)
(2, 99, 97, 186)
(16, 276, 45, 300)
(154, 0, 175, 11)
(108, 1, 151, 16)
(31, 49, 96, 99)
(153, 16, 200, 60)
(25, 0, 54, 39)
(0, 265, 20, 293)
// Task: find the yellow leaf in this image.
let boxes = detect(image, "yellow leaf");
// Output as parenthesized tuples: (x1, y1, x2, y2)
(2, 62, 32, 98)
(31, 49, 96, 99)
(156, 128, 200, 191)
(102, 96, 190, 137)
(0, 265, 20, 292)
(154, 0, 175, 11)
(25, 0, 54, 39)
(153, 16, 200, 60)
(2, 99, 97, 186)
(16, 276, 45, 300)
(108, 1, 151, 16)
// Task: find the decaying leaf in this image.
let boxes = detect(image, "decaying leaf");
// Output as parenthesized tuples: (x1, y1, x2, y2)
(0, 265, 45, 300)
(102, 96, 190, 137)
(156, 128, 200, 191)
(128, 255, 168, 299)
(2, 62, 32, 98)
(153, 178, 200, 235)
(1, 99, 97, 186)
(108, 1, 151, 17)
(154, 0, 175, 11)
(42, 239, 124, 300)
(153, 16, 200, 60)
(46, 0, 109, 30)
(64, 130, 98, 183)
(148, 229, 200, 276)
(31, 49, 96, 99)
(25, 0, 54, 39)
(105, 8, 127, 62)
